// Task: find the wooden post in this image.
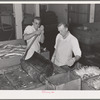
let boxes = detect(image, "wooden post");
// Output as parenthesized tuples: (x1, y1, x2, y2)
(35, 4, 40, 16)
(89, 4, 95, 23)
(13, 4, 23, 39)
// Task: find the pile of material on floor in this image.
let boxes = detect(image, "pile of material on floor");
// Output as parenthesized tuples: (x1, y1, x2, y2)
(0, 44, 26, 59)
(74, 65, 100, 80)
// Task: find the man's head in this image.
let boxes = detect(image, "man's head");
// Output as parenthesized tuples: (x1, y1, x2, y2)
(57, 23, 68, 38)
(32, 17, 41, 30)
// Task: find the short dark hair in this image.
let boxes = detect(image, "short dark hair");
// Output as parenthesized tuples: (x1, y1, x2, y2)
(32, 16, 41, 23)
(57, 23, 68, 28)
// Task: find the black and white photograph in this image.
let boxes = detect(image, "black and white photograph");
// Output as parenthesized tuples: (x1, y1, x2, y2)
(0, 2, 100, 99)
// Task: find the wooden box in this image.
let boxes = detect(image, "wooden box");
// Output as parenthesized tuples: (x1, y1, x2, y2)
(82, 75, 100, 90)
(35, 71, 81, 90)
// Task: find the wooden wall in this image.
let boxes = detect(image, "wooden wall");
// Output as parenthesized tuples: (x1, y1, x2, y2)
(94, 4, 100, 22)
(68, 4, 90, 25)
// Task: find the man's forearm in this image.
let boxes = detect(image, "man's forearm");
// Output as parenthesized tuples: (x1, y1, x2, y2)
(74, 55, 81, 62)
(40, 30, 44, 43)
(23, 33, 36, 40)
(67, 55, 81, 67)
(51, 50, 56, 62)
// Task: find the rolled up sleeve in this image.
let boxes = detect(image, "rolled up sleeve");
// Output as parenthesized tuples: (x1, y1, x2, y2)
(72, 38, 82, 57)
(24, 26, 33, 35)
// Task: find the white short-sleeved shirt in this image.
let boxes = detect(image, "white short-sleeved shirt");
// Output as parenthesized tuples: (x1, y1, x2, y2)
(54, 32, 82, 66)
(24, 25, 41, 60)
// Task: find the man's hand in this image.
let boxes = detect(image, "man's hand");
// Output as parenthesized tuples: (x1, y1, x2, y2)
(36, 25, 44, 35)
(67, 57, 76, 67)
(40, 25, 44, 31)
(51, 56, 55, 63)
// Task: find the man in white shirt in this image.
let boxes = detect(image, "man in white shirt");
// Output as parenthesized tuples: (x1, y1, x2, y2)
(23, 17, 44, 60)
(51, 23, 82, 67)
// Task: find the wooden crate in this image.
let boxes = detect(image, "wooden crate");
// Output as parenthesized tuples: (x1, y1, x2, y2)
(82, 75, 100, 90)
(35, 71, 81, 90)
(21, 52, 54, 82)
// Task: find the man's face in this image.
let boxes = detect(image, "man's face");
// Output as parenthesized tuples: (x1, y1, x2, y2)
(58, 25, 68, 37)
(32, 19, 40, 30)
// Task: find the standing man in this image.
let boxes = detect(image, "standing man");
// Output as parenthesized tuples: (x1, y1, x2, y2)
(51, 23, 82, 67)
(23, 16, 44, 60)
